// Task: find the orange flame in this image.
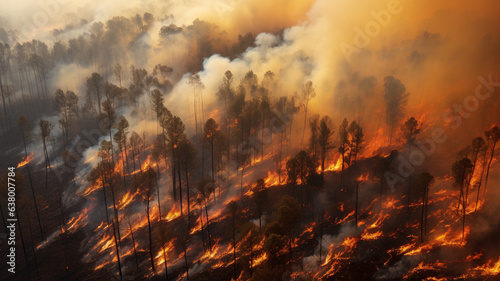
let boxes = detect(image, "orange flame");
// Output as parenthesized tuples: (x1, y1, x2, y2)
(17, 152, 34, 168)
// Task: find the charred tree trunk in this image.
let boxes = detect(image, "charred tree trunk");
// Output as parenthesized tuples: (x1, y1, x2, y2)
(199, 203, 205, 247)
(146, 200, 155, 272)
(319, 209, 324, 264)
(110, 186, 121, 246)
(131, 150, 137, 181)
(249, 231, 254, 276)
(420, 186, 426, 243)
(27, 215, 39, 274)
(301, 102, 308, 147)
(321, 148, 326, 174)
(210, 140, 215, 202)
(0, 79, 8, 127)
(204, 199, 212, 252)
(355, 181, 359, 227)
(0, 205, 7, 242)
(59, 191, 65, 232)
(21, 128, 45, 240)
(185, 169, 191, 229)
(182, 242, 189, 281)
(232, 212, 237, 277)
(111, 220, 123, 281)
(121, 147, 127, 190)
(258, 192, 262, 234)
(128, 222, 139, 268)
(484, 140, 497, 194)
(157, 164, 162, 222)
(340, 150, 345, 190)
(15, 208, 30, 273)
(42, 139, 50, 191)
(171, 144, 177, 201)
(102, 183, 110, 226)
(177, 163, 183, 216)
(475, 149, 488, 211)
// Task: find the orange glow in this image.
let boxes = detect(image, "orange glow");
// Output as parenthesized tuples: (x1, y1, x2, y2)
(17, 151, 34, 168)
(325, 157, 342, 172)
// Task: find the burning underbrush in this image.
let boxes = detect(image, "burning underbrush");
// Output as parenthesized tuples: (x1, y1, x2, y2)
(31, 140, 497, 281)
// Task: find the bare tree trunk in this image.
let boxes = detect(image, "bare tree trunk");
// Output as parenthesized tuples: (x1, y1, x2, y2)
(185, 169, 191, 229)
(355, 181, 359, 227)
(420, 188, 425, 243)
(128, 222, 139, 268)
(27, 215, 39, 274)
(0, 205, 8, 240)
(102, 183, 110, 226)
(156, 164, 162, 222)
(199, 203, 205, 247)
(211, 141, 215, 201)
(111, 220, 123, 281)
(204, 199, 212, 252)
(232, 213, 236, 277)
(21, 128, 45, 240)
(182, 242, 189, 281)
(171, 145, 177, 201)
(178, 164, 183, 216)
(484, 140, 497, 194)
(147, 200, 155, 271)
(110, 186, 121, 246)
(301, 102, 308, 147)
(15, 208, 30, 273)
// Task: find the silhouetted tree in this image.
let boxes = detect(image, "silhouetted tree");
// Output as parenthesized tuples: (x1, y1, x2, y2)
(299, 81, 316, 146)
(276, 195, 300, 264)
(401, 117, 421, 209)
(254, 179, 266, 233)
(167, 116, 186, 211)
(309, 114, 320, 165)
(18, 116, 44, 240)
(158, 107, 175, 199)
(373, 150, 399, 207)
(0, 172, 29, 272)
(134, 167, 157, 272)
(484, 126, 500, 194)
(99, 100, 116, 162)
(150, 89, 165, 134)
(39, 119, 52, 191)
(157, 220, 170, 280)
(416, 172, 434, 242)
(384, 76, 409, 144)
(113, 63, 123, 88)
(318, 116, 334, 174)
(238, 222, 261, 277)
(204, 118, 218, 195)
(187, 73, 205, 135)
(226, 201, 240, 277)
(86, 72, 104, 114)
(178, 139, 197, 229)
(197, 179, 213, 252)
(129, 131, 143, 175)
(125, 215, 139, 269)
(348, 121, 364, 167)
(54, 89, 78, 145)
(339, 118, 349, 188)
(468, 137, 485, 211)
(452, 158, 473, 241)
(114, 116, 130, 184)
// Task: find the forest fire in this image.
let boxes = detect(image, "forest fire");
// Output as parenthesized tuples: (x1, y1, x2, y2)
(1, 1, 500, 281)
